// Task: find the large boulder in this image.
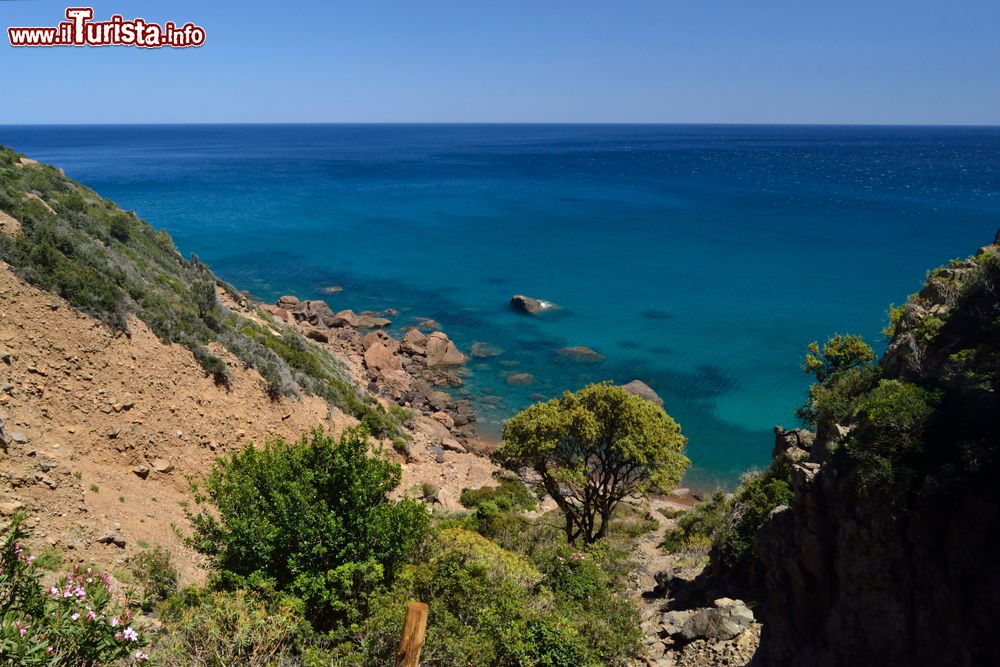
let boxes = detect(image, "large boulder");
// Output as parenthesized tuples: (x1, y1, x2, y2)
(401, 329, 429, 354)
(772, 426, 814, 464)
(510, 294, 556, 314)
(621, 380, 663, 406)
(424, 332, 466, 367)
(364, 341, 403, 373)
(679, 598, 755, 642)
(363, 330, 400, 354)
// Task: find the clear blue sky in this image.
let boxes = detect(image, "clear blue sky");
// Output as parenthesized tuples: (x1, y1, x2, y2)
(1, 0, 998, 124)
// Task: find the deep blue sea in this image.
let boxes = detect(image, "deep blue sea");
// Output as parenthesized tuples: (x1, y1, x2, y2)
(2, 124, 998, 487)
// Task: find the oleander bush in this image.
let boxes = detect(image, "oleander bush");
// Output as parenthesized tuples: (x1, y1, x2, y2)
(0, 516, 149, 666)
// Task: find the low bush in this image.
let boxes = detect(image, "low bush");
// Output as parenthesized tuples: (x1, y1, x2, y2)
(660, 491, 731, 554)
(125, 545, 179, 611)
(459, 477, 538, 512)
(152, 589, 313, 667)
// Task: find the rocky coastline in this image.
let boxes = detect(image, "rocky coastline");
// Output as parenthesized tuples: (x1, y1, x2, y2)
(260, 295, 479, 450)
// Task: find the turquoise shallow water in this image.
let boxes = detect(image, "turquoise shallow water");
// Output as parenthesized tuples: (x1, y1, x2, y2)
(2, 124, 998, 488)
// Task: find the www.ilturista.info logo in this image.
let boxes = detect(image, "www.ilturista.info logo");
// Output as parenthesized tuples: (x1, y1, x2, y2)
(8, 7, 205, 48)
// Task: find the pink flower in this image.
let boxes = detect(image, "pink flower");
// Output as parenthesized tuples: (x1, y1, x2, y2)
(49, 586, 59, 596)
(123, 626, 138, 642)
(46, 647, 54, 655)
(86, 610, 96, 621)
(71, 613, 80, 621)
(135, 651, 149, 662)
(26, 555, 36, 564)
(111, 616, 121, 628)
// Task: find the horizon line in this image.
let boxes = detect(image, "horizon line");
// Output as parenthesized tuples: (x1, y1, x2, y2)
(1, 121, 999, 129)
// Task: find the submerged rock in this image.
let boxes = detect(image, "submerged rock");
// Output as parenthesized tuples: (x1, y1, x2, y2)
(505, 372, 535, 386)
(557, 346, 605, 362)
(469, 342, 503, 358)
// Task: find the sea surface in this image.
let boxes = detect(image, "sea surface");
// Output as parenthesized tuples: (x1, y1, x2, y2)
(2, 124, 998, 488)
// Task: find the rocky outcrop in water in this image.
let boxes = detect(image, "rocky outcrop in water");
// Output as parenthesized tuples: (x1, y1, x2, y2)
(510, 294, 555, 314)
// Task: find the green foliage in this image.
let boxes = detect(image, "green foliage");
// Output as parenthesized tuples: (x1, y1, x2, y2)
(499, 382, 688, 544)
(802, 334, 876, 382)
(845, 380, 940, 491)
(31, 546, 64, 572)
(334, 527, 638, 666)
(0, 516, 149, 666)
(186, 427, 429, 631)
(660, 492, 731, 554)
(460, 477, 539, 512)
(711, 471, 793, 572)
(152, 588, 313, 667)
(798, 364, 882, 432)
(882, 303, 905, 339)
(126, 545, 179, 611)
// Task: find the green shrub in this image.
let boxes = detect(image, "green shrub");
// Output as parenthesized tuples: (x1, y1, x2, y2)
(186, 427, 429, 631)
(711, 471, 793, 573)
(460, 477, 538, 512)
(0, 516, 149, 666)
(126, 545, 178, 611)
(31, 546, 64, 572)
(660, 492, 731, 554)
(846, 380, 940, 490)
(152, 589, 311, 667)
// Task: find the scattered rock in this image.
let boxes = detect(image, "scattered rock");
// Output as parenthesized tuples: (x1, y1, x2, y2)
(304, 327, 330, 343)
(97, 532, 126, 549)
(150, 458, 173, 474)
(441, 437, 466, 453)
(510, 294, 556, 314)
(132, 465, 150, 479)
(319, 285, 343, 294)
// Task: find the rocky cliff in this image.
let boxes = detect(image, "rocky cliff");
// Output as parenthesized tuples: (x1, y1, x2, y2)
(755, 233, 1000, 666)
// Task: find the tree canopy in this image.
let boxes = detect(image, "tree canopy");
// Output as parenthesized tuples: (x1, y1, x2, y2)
(499, 383, 688, 544)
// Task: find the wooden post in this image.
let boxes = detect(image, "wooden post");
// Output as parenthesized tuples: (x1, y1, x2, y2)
(395, 600, 429, 667)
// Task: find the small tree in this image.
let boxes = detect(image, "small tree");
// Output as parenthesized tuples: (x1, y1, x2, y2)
(802, 334, 876, 382)
(499, 383, 688, 544)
